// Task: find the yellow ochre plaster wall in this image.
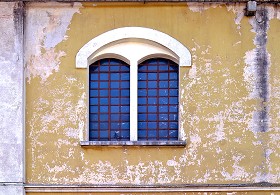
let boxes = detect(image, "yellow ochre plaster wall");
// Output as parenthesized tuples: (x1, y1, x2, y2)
(25, 1, 280, 188)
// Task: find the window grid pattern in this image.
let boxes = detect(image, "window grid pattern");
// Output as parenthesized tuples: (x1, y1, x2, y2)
(89, 59, 130, 141)
(138, 58, 179, 141)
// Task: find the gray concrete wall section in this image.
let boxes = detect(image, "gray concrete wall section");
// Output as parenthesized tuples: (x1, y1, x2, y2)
(0, 1, 24, 195)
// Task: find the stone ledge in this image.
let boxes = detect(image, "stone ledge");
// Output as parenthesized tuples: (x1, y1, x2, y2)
(80, 140, 186, 147)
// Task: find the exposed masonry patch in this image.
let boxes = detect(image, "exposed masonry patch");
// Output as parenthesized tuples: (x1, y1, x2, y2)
(25, 2, 81, 83)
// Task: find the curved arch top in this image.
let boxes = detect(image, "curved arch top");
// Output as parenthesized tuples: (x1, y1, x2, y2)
(76, 27, 191, 68)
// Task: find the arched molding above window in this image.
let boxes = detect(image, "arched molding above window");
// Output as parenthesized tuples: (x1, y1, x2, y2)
(76, 27, 191, 68)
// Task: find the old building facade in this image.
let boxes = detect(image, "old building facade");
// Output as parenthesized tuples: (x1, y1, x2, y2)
(1, 0, 280, 194)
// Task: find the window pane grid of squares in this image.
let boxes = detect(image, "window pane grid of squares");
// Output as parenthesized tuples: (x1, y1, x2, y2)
(89, 59, 130, 141)
(138, 58, 179, 141)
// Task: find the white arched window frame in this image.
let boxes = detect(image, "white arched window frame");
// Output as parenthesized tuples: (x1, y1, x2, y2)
(76, 27, 191, 146)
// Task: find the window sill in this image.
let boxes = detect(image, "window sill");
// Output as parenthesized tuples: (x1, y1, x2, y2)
(80, 141, 186, 147)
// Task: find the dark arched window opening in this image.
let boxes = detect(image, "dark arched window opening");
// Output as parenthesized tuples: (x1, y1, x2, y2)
(89, 59, 130, 141)
(138, 58, 179, 141)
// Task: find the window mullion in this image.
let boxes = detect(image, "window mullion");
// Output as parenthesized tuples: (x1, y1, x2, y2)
(130, 60, 138, 141)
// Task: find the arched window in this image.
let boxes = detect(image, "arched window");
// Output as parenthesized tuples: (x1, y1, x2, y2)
(77, 27, 191, 146)
(138, 58, 178, 141)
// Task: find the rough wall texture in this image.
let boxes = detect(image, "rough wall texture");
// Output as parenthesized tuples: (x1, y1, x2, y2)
(24, 1, 280, 192)
(0, 1, 24, 184)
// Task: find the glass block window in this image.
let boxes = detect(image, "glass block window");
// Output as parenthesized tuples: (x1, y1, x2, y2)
(138, 58, 179, 141)
(89, 59, 130, 141)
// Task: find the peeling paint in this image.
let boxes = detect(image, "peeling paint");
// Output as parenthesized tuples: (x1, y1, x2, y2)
(25, 2, 82, 83)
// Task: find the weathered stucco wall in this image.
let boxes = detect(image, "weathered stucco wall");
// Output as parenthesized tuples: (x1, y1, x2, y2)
(0, 1, 24, 195)
(25, 1, 280, 191)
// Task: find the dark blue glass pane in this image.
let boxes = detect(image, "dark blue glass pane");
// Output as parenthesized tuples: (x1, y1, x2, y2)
(100, 131, 109, 139)
(159, 65, 168, 70)
(89, 131, 98, 139)
(90, 106, 98, 113)
(158, 59, 167, 64)
(111, 98, 119, 104)
(100, 114, 108, 121)
(159, 122, 168, 129)
(110, 59, 120, 65)
(159, 106, 168, 112)
(159, 114, 168, 121)
(121, 106, 129, 112)
(111, 131, 120, 140)
(90, 90, 98, 97)
(121, 114, 129, 121)
(170, 130, 178, 138)
(148, 73, 157, 80)
(90, 74, 98, 80)
(159, 98, 168, 105)
(170, 81, 178, 88)
(90, 114, 98, 121)
(147, 114, 157, 121)
(169, 114, 178, 121)
(138, 65, 146, 71)
(148, 130, 157, 137)
(111, 114, 119, 121)
(148, 98, 157, 104)
(121, 82, 129, 88)
(138, 130, 146, 138)
(100, 90, 108, 96)
(121, 130, 130, 138)
(170, 122, 178, 129)
(147, 122, 157, 129)
(148, 81, 157, 88)
(110, 65, 119, 71)
(111, 106, 119, 113)
(111, 73, 120, 80)
(159, 73, 168, 80)
(121, 98, 129, 104)
(99, 65, 109, 71)
(170, 72, 178, 80)
(121, 90, 129, 96)
(170, 65, 178, 71)
(147, 59, 157, 65)
(138, 114, 146, 121)
(89, 98, 98, 105)
(159, 89, 168, 96)
(169, 106, 178, 112)
(121, 65, 129, 71)
(100, 59, 108, 65)
(121, 122, 129, 129)
(148, 89, 156, 96)
(138, 90, 147, 96)
(148, 65, 157, 70)
(111, 82, 119, 88)
(111, 122, 119, 129)
(159, 130, 168, 137)
(100, 98, 108, 105)
(170, 97, 178, 104)
(138, 97, 146, 104)
(100, 106, 108, 113)
(100, 122, 108, 130)
(122, 73, 130, 80)
(111, 90, 119, 96)
(148, 106, 157, 112)
(138, 73, 146, 80)
(90, 65, 98, 71)
(159, 81, 168, 88)
(138, 122, 146, 129)
(138, 81, 146, 88)
(100, 82, 108, 88)
(90, 82, 98, 88)
(170, 89, 178, 96)
(100, 73, 108, 80)
(89, 122, 98, 130)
